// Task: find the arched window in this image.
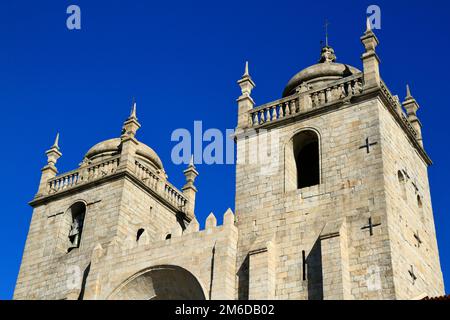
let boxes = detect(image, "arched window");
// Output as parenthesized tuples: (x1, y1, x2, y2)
(136, 228, 145, 242)
(417, 195, 423, 208)
(67, 202, 86, 252)
(398, 170, 406, 200)
(165, 234, 172, 240)
(293, 130, 320, 189)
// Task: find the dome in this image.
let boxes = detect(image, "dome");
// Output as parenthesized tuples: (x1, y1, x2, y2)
(84, 137, 164, 171)
(282, 46, 361, 97)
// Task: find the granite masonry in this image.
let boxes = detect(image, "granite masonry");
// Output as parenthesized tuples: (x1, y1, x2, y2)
(14, 21, 444, 300)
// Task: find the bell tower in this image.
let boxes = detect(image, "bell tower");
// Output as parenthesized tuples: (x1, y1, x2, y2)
(14, 102, 197, 300)
(234, 21, 444, 300)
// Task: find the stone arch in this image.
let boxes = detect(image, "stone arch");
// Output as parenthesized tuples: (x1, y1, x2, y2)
(284, 127, 322, 192)
(136, 228, 145, 242)
(108, 265, 207, 300)
(398, 170, 407, 200)
(56, 200, 88, 253)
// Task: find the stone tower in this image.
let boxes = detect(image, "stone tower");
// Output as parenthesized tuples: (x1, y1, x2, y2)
(14, 103, 239, 300)
(14, 22, 444, 300)
(234, 22, 444, 299)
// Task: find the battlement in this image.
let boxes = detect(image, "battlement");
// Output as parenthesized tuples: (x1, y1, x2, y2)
(82, 209, 238, 300)
(93, 208, 236, 258)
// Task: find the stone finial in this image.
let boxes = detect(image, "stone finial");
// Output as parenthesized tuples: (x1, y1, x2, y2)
(402, 84, 422, 146)
(51, 132, 60, 149)
(206, 212, 217, 229)
(121, 99, 141, 140)
(35, 133, 63, 197)
(223, 208, 235, 226)
(182, 155, 199, 220)
(117, 99, 142, 173)
(366, 17, 372, 33)
(129, 100, 137, 120)
(360, 18, 380, 89)
(361, 17, 379, 52)
(185, 218, 200, 234)
(237, 61, 256, 128)
(237, 60, 256, 96)
(243, 61, 249, 78)
(403, 84, 419, 112)
(46, 133, 62, 166)
(406, 84, 412, 99)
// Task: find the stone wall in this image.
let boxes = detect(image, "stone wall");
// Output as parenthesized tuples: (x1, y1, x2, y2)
(83, 210, 238, 300)
(14, 173, 188, 300)
(378, 99, 445, 298)
(235, 98, 395, 299)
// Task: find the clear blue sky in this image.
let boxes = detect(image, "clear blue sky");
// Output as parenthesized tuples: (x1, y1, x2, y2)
(0, 0, 448, 299)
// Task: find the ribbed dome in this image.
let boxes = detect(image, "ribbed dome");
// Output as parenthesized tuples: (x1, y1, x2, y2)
(282, 46, 361, 97)
(84, 138, 164, 171)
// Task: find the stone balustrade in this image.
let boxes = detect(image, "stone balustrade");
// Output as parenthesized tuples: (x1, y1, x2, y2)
(48, 156, 120, 194)
(164, 182, 187, 210)
(248, 73, 364, 127)
(249, 94, 300, 127)
(135, 160, 160, 190)
(46, 155, 187, 213)
(48, 170, 81, 193)
(309, 74, 363, 108)
(135, 159, 187, 211)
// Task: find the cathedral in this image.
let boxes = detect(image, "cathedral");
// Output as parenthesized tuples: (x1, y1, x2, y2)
(14, 21, 444, 300)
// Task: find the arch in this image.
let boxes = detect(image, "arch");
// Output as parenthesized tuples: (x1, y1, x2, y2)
(285, 128, 321, 192)
(108, 265, 206, 300)
(398, 170, 407, 200)
(58, 201, 87, 253)
(136, 228, 145, 242)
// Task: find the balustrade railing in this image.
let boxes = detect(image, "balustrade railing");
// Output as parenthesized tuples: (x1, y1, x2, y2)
(47, 155, 187, 213)
(135, 160, 160, 190)
(135, 160, 187, 211)
(48, 170, 80, 193)
(164, 182, 187, 210)
(48, 156, 120, 194)
(248, 73, 363, 127)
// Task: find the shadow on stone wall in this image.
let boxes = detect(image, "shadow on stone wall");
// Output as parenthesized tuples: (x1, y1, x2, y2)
(237, 255, 249, 299)
(307, 239, 323, 300)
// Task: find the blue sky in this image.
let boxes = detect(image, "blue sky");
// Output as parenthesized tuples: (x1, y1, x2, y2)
(0, 0, 448, 299)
